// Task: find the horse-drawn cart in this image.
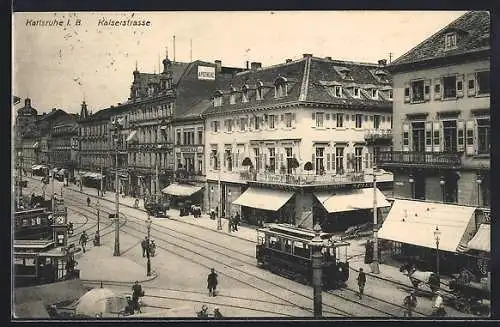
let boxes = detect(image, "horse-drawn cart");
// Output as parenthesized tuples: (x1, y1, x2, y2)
(448, 270, 490, 316)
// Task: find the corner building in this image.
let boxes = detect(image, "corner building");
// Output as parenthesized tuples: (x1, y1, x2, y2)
(203, 55, 394, 230)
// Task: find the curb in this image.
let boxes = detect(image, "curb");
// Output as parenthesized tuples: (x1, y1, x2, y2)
(66, 185, 256, 244)
(80, 271, 159, 285)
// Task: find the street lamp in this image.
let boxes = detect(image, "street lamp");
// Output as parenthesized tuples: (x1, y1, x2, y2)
(112, 119, 123, 256)
(439, 176, 446, 203)
(227, 189, 232, 233)
(370, 166, 381, 274)
(476, 175, 482, 207)
(434, 226, 441, 283)
(16, 151, 24, 207)
(145, 216, 152, 276)
(408, 175, 415, 199)
(310, 223, 323, 318)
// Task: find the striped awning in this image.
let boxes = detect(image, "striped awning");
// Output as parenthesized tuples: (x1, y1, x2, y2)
(232, 187, 294, 211)
(314, 188, 390, 213)
(161, 183, 203, 197)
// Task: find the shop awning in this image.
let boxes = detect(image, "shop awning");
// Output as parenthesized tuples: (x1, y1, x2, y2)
(378, 199, 476, 253)
(161, 183, 203, 197)
(466, 224, 490, 253)
(232, 187, 294, 211)
(126, 130, 137, 142)
(314, 188, 390, 213)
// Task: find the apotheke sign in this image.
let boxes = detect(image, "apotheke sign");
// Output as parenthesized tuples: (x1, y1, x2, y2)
(198, 66, 216, 80)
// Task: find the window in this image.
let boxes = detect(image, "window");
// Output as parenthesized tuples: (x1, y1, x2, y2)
(254, 148, 261, 171)
(225, 149, 232, 171)
(285, 113, 292, 128)
(213, 121, 220, 132)
(239, 117, 247, 131)
(433, 128, 440, 146)
(315, 147, 325, 175)
(477, 71, 490, 95)
(354, 147, 362, 172)
(404, 88, 410, 97)
(285, 147, 293, 174)
(211, 149, 219, 170)
(443, 76, 457, 99)
(335, 147, 344, 174)
(444, 32, 457, 50)
(275, 83, 287, 98)
(254, 116, 260, 130)
(198, 130, 203, 144)
(230, 93, 236, 105)
(353, 88, 360, 98)
(336, 113, 344, 128)
(458, 129, 464, 147)
(372, 89, 378, 99)
(355, 114, 363, 128)
(242, 87, 249, 102)
(316, 112, 324, 128)
(225, 119, 233, 132)
(403, 131, 409, 147)
(334, 86, 342, 97)
(269, 115, 276, 129)
(477, 118, 490, 154)
(426, 129, 432, 146)
(466, 129, 474, 146)
(434, 84, 441, 93)
(373, 115, 380, 129)
(256, 85, 263, 100)
(411, 80, 424, 102)
(443, 120, 457, 152)
(214, 95, 223, 107)
(269, 148, 276, 172)
(176, 129, 182, 145)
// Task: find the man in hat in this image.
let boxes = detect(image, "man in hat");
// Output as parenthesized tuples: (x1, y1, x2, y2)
(357, 268, 366, 299)
(213, 307, 223, 318)
(403, 290, 418, 317)
(207, 268, 218, 297)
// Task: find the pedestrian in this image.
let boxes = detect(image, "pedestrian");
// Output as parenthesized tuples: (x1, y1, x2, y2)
(131, 281, 144, 313)
(403, 290, 418, 317)
(357, 268, 366, 299)
(79, 231, 88, 253)
(149, 240, 156, 257)
(432, 290, 445, 317)
(86, 196, 91, 207)
(141, 237, 148, 257)
(197, 305, 209, 318)
(213, 307, 223, 318)
(233, 212, 240, 231)
(207, 268, 218, 297)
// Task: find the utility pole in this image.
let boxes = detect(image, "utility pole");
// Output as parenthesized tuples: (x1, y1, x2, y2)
(156, 164, 159, 198)
(217, 163, 222, 230)
(52, 166, 55, 212)
(311, 223, 323, 318)
(113, 122, 121, 256)
(371, 165, 380, 274)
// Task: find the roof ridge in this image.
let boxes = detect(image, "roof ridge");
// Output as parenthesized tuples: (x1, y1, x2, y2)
(299, 56, 311, 101)
(234, 57, 307, 77)
(312, 57, 380, 67)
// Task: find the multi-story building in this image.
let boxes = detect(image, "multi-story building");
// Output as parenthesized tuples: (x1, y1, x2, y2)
(51, 114, 79, 180)
(203, 55, 394, 230)
(14, 98, 39, 170)
(378, 11, 490, 208)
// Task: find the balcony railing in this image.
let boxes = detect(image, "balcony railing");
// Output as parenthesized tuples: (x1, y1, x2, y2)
(364, 129, 392, 143)
(240, 170, 370, 186)
(127, 142, 174, 151)
(376, 151, 462, 168)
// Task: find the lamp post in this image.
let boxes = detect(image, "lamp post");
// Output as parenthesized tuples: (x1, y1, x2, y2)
(227, 189, 232, 233)
(476, 175, 482, 207)
(310, 223, 323, 318)
(434, 226, 441, 283)
(16, 151, 23, 207)
(439, 176, 446, 203)
(408, 175, 415, 199)
(112, 119, 122, 256)
(371, 166, 380, 274)
(145, 216, 152, 276)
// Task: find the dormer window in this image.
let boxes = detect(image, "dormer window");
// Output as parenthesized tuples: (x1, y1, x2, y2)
(242, 85, 249, 102)
(445, 32, 457, 50)
(334, 86, 342, 97)
(229, 87, 237, 105)
(213, 91, 223, 107)
(256, 80, 264, 100)
(274, 76, 287, 98)
(372, 89, 378, 99)
(353, 87, 360, 98)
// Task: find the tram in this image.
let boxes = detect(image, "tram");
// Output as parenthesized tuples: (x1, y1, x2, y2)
(14, 208, 53, 240)
(256, 223, 350, 289)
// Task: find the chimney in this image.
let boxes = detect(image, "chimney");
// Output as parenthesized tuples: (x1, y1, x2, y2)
(285, 59, 292, 63)
(378, 59, 387, 67)
(25, 98, 31, 107)
(303, 53, 313, 58)
(325, 56, 332, 60)
(52, 108, 57, 112)
(215, 60, 222, 73)
(246, 61, 249, 70)
(250, 62, 262, 70)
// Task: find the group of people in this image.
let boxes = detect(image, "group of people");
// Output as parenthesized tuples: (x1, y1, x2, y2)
(197, 305, 223, 318)
(356, 268, 446, 317)
(228, 212, 241, 232)
(141, 237, 156, 257)
(124, 281, 145, 315)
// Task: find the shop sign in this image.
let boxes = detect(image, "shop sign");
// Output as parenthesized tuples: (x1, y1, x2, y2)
(179, 146, 203, 153)
(198, 66, 216, 80)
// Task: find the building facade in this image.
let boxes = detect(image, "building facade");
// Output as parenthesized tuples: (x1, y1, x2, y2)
(14, 98, 39, 170)
(51, 114, 79, 180)
(378, 11, 490, 208)
(203, 55, 394, 230)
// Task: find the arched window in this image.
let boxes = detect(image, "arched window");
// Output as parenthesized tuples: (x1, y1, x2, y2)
(213, 90, 223, 107)
(229, 86, 237, 105)
(274, 76, 287, 98)
(256, 80, 264, 101)
(242, 85, 249, 102)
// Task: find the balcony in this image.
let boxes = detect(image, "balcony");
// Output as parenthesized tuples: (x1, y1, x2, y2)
(175, 169, 205, 183)
(376, 151, 462, 169)
(364, 129, 392, 145)
(127, 142, 174, 151)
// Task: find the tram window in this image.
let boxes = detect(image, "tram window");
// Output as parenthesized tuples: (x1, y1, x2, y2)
(22, 219, 29, 226)
(269, 236, 281, 250)
(257, 236, 265, 245)
(31, 218, 36, 226)
(36, 217, 41, 225)
(284, 239, 292, 253)
(392, 241, 402, 256)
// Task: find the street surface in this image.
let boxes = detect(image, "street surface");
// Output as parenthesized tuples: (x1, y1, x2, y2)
(21, 176, 475, 318)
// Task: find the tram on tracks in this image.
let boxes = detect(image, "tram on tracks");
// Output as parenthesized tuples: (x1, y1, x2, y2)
(14, 208, 53, 240)
(256, 223, 350, 289)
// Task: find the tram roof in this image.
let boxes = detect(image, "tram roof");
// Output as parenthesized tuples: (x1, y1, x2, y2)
(263, 223, 333, 239)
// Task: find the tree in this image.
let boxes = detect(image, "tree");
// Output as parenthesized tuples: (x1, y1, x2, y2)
(304, 161, 313, 172)
(242, 157, 253, 168)
(288, 157, 299, 171)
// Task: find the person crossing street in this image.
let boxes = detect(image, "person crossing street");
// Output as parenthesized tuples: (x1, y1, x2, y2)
(403, 290, 418, 317)
(357, 268, 366, 299)
(207, 268, 218, 297)
(141, 237, 149, 257)
(79, 231, 88, 253)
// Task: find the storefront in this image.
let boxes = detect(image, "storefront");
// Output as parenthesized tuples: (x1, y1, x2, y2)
(313, 188, 390, 233)
(378, 199, 478, 275)
(161, 183, 204, 209)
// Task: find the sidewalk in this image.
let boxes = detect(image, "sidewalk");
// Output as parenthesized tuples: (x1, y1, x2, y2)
(76, 244, 158, 284)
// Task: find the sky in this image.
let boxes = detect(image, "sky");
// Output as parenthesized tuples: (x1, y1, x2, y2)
(13, 11, 467, 115)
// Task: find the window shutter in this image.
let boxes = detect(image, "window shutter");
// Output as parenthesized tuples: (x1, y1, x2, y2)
(369, 152, 373, 168)
(433, 78, 442, 100)
(467, 73, 476, 97)
(312, 112, 316, 121)
(457, 120, 465, 152)
(424, 79, 431, 101)
(262, 153, 267, 170)
(326, 152, 331, 170)
(280, 153, 284, 169)
(331, 153, 336, 172)
(433, 121, 441, 152)
(466, 120, 475, 155)
(346, 153, 351, 170)
(404, 82, 411, 103)
(456, 74, 464, 98)
(364, 152, 369, 169)
(425, 121, 433, 152)
(312, 153, 315, 171)
(402, 122, 410, 152)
